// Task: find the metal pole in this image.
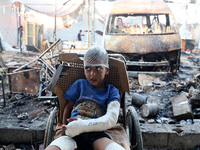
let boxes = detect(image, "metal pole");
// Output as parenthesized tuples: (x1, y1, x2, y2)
(13, 39, 61, 73)
(186, 1, 188, 39)
(54, 0, 57, 42)
(91, 0, 95, 45)
(38, 58, 55, 74)
(1, 74, 6, 107)
(87, 0, 90, 48)
(18, 3, 22, 53)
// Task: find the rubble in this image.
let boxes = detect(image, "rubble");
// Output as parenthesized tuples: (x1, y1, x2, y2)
(124, 52, 200, 149)
(0, 41, 60, 149)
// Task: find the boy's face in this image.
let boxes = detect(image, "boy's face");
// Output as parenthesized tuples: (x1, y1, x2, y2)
(84, 66, 109, 89)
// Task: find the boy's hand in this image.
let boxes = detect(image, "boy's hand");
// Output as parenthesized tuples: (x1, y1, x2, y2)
(67, 118, 77, 122)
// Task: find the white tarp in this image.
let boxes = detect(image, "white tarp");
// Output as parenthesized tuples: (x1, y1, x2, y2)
(0, 0, 85, 51)
(0, 0, 18, 51)
(13, 0, 85, 29)
(13, 0, 85, 17)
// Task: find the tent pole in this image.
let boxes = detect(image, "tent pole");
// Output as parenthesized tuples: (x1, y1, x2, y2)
(87, 0, 90, 48)
(53, 0, 57, 56)
(91, 0, 94, 46)
(54, 0, 57, 42)
(19, 4, 22, 53)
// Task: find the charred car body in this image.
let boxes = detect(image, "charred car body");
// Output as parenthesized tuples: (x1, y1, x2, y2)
(103, 0, 181, 74)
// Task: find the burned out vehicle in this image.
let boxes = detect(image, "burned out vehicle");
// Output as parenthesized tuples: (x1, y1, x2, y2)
(102, 0, 181, 74)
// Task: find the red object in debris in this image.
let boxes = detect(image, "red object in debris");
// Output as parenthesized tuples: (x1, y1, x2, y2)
(185, 49, 190, 53)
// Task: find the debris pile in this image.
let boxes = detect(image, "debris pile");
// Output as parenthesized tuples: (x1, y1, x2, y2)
(128, 72, 200, 125)
(127, 67, 200, 148)
(0, 40, 61, 149)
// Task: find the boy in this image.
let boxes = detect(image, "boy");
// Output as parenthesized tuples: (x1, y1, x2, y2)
(77, 30, 83, 41)
(45, 45, 125, 150)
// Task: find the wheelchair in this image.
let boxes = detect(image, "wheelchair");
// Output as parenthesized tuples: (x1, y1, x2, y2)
(43, 53, 143, 150)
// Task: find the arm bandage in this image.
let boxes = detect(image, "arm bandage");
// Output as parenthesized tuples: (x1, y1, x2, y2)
(65, 101, 120, 137)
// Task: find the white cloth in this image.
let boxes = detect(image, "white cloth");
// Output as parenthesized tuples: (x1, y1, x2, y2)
(105, 142, 125, 150)
(65, 101, 120, 137)
(48, 136, 77, 150)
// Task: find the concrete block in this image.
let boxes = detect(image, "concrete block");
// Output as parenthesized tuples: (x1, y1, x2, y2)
(0, 127, 45, 144)
(141, 124, 170, 147)
(168, 132, 200, 148)
(168, 124, 200, 148)
(170, 92, 193, 120)
(142, 124, 200, 149)
(138, 74, 154, 91)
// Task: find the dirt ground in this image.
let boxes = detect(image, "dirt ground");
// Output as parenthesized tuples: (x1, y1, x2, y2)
(1, 50, 200, 149)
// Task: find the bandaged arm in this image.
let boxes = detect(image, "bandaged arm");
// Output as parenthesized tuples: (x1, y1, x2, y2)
(65, 101, 120, 137)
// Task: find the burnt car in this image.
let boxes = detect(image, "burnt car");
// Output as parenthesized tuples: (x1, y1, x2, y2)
(102, 0, 181, 74)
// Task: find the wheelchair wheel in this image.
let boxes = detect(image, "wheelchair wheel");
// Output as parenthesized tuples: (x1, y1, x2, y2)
(126, 106, 143, 150)
(43, 107, 57, 148)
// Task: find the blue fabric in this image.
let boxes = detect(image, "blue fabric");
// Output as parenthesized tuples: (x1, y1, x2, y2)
(64, 79, 120, 118)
